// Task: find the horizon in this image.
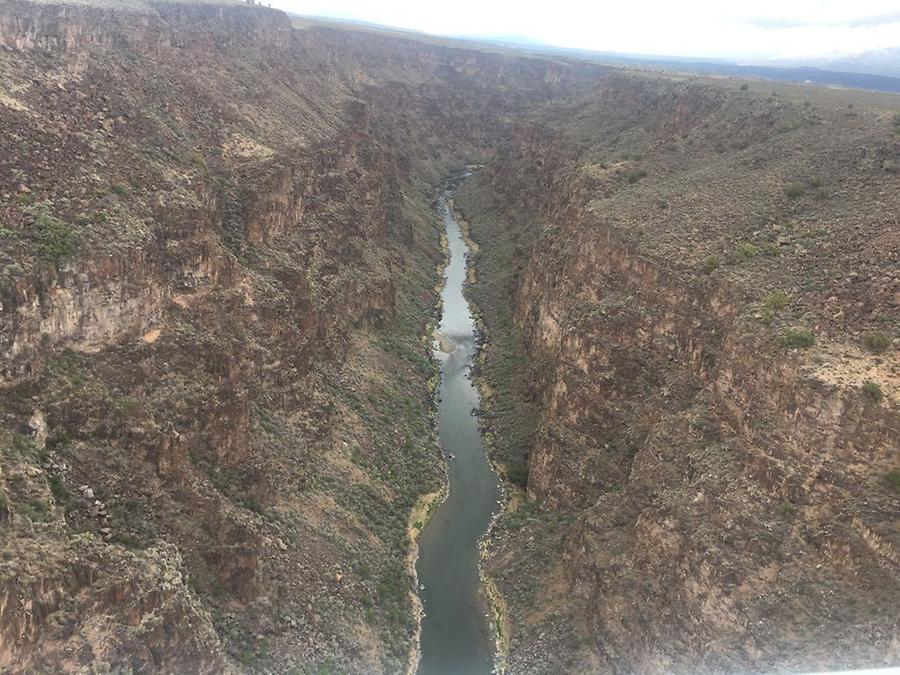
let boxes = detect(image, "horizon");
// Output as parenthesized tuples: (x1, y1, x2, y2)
(270, 0, 900, 63)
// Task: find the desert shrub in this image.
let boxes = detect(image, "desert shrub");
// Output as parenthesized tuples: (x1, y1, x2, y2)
(47, 429, 73, 453)
(28, 202, 77, 263)
(505, 460, 529, 488)
(110, 182, 129, 196)
(20, 499, 50, 522)
(739, 83, 749, 91)
(808, 176, 824, 188)
(781, 328, 814, 348)
(48, 474, 69, 505)
(702, 255, 721, 274)
(376, 570, 405, 601)
(761, 291, 790, 323)
(861, 381, 883, 403)
(187, 150, 210, 175)
(763, 291, 790, 311)
(784, 182, 805, 199)
(3, 263, 24, 277)
(893, 113, 900, 134)
(735, 242, 758, 260)
(625, 169, 647, 184)
(863, 331, 890, 353)
(885, 470, 900, 492)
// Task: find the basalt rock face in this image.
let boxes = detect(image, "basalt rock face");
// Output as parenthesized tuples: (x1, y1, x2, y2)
(457, 74, 899, 673)
(0, 3, 609, 672)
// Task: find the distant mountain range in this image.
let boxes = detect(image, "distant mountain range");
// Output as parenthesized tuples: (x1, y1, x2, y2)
(812, 47, 900, 79)
(293, 17, 900, 95)
(472, 37, 900, 94)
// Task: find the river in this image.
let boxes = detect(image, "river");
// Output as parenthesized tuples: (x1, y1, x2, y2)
(415, 173, 501, 675)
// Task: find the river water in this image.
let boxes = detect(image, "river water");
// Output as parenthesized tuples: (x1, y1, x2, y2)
(416, 174, 501, 675)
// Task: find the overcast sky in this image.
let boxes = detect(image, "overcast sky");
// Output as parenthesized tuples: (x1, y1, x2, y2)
(271, 0, 900, 61)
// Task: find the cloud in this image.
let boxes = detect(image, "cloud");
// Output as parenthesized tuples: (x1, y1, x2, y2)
(277, 0, 900, 61)
(740, 11, 900, 29)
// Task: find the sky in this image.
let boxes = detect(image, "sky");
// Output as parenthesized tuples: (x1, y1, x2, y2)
(271, 0, 900, 61)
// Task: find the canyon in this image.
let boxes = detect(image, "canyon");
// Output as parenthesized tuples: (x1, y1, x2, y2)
(0, 1, 897, 673)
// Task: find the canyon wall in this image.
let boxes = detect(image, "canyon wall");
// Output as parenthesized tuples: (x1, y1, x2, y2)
(0, 2, 608, 671)
(457, 73, 899, 673)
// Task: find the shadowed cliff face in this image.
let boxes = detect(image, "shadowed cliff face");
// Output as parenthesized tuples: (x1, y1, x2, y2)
(0, 3, 609, 672)
(456, 75, 899, 673)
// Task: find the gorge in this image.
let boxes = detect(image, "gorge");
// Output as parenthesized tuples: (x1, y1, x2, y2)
(0, 2, 897, 673)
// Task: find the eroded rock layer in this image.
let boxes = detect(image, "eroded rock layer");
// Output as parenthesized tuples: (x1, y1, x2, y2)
(456, 73, 899, 673)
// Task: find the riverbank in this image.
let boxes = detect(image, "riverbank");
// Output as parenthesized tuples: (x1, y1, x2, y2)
(451, 173, 541, 673)
(406, 489, 445, 675)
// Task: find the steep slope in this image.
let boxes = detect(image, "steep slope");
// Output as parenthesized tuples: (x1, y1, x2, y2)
(0, 2, 608, 671)
(457, 73, 900, 673)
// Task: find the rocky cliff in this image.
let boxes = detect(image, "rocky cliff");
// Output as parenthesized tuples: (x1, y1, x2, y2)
(457, 73, 899, 673)
(0, 2, 608, 671)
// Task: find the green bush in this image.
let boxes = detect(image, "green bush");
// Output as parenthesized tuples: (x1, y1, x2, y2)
(28, 202, 77, 263)
(863, 331, 890, 354)
(505, 460, 529, 488)
(702, 255, 721, 274)
(187, 150, 210, 175)
(763, 291, 790, 311)
(761, 291, 790, 323)
(48, 474, 69, 505)
(3, 263, 24, 278)
(625, 169, 647, 184)
(781, 328, 814, 348)
(861, 381, 883, 403)
(784, 182, 805, 199)
(110, 182, 129, 197)
(735, 242, 759, 260)
(885, 469, 900, 492)
(20, 499, 50, 522)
